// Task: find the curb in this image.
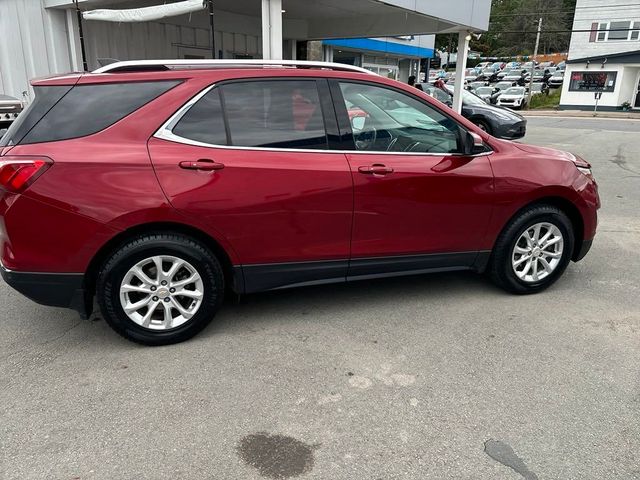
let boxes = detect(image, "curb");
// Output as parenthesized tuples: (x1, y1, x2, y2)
(520, 109, 640, 120)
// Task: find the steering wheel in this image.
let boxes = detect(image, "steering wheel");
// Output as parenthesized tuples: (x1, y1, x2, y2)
(354, 126, 377, 150)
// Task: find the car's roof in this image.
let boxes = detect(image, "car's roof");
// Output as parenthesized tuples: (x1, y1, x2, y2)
(31, 60, 379, 87)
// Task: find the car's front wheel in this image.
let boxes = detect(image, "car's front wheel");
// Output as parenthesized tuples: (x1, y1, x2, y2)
(97, 233, 224, 345)
(474, 119, 492, 134)
(489, 205, 575, 294)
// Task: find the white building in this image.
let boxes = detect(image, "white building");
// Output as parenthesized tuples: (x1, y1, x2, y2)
(560, 0, 640, 111)
(0, 0, 489, 113)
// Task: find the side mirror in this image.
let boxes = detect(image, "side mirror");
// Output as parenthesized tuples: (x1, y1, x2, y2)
(461, 130, 486, 155)
(350, 115, 366, 132)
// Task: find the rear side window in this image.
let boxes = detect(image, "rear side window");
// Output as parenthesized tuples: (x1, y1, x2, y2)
(0, 86, 72, 147)
(18, 81, 179, 145)
(172, 88, 227, 145)
(221, 80, 327, 149)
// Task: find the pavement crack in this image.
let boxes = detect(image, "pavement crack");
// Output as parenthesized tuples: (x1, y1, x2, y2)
(0, 320, 83, 360)
(610, 145, 640, 175)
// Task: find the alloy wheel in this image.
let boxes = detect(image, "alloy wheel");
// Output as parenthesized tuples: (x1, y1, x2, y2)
(119, 255, 204, 330)
(511, 222, 564, 283)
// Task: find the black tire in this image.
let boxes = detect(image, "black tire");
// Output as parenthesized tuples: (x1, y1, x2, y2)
(97, 233, 224, 345)
(489, 205, 574, 294)
(474, 119, 492, 134)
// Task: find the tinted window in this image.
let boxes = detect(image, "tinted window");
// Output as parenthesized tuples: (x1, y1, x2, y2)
(339, 82, 460, 154)
(173, 87, 227, 145)
(221, 80, 328, 149)
(0, 86, 72, 147)
(20, 81, 179, 144)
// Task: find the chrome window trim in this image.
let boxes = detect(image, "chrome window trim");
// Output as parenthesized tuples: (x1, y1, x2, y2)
(153, 84, 494, 158)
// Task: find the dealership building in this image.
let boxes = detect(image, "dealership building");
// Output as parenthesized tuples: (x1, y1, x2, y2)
(560, 0, 640, 111)
(0, 0, 489, 112)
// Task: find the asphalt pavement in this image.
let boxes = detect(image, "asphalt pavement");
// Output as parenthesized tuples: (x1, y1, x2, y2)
(1, 117, 639, 480)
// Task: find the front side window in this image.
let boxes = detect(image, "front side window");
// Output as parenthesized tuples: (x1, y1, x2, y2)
(339, 82, 460, 154)
(221, 80, 328, 149)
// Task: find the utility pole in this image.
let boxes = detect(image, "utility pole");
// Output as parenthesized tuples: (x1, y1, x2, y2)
(74, 0, 88, 71)
(526, 17, 542, 108)
(208, 0, 216, 59)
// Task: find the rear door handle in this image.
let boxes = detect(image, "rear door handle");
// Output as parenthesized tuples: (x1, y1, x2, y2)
(179, 159, 225, 171)
(358, 164, 394, 175)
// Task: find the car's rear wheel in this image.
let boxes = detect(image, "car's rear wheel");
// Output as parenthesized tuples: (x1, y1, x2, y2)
(97, 233, 224, 345)
(489, 205, 574, 294)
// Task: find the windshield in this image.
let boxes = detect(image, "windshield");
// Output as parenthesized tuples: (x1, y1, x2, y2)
(504, 87, 525, 95)
(495, 82, 513, 90)
(476, 87, 494, 95)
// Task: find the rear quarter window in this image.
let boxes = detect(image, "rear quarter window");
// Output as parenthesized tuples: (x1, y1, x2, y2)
(19, 80, 180, 145)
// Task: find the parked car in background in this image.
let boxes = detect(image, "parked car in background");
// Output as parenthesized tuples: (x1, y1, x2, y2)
(469, 80, 489, 91)
(539, 61, 555, 68)
(474, 61, 492, 70)
(464, 68, 478, 83)
(473, 86, 500, 104)
(477, 69, 500, 83)
(502, 69, 527, 86)
(548, 70, 565, 88)
(494, 81, 517, 92)
(556, 61, 566, 71)
(4, 61, 603, 347)
(528, 82, 549, 96)
(491, 62, 506, 71)
(0, 95, 23, 130)
(497, 86, 528, 109)
(439, 84, 527, 138)
(505, 61, 521, 70)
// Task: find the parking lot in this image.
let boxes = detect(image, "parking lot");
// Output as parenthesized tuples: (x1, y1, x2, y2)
(1, 116, 639, 480)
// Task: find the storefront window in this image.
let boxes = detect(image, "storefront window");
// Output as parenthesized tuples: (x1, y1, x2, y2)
(568, 71, 617, 92)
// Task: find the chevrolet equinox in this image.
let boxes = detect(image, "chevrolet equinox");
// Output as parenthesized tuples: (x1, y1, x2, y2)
(0, 60, 600, 345)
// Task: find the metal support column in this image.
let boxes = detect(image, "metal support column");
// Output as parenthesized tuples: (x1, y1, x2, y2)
(261, 0, 282, 60)
(452, 32, 470, 114)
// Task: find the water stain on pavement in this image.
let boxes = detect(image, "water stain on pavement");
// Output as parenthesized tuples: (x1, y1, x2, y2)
(484, 439, 539, 480)
(237, 432, 316, 479)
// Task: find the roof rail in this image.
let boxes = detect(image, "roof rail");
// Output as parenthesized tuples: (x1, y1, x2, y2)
(93, 59, 377, 75)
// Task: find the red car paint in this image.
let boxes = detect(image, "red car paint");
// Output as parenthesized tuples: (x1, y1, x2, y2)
(0, 66, 599, 313)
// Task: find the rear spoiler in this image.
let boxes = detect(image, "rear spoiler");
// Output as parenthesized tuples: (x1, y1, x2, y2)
(31, 73, 84, 87)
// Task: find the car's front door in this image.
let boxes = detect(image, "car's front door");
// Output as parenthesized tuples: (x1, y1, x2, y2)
(332, 80, 495, 275)
(149, 78, 353, 292)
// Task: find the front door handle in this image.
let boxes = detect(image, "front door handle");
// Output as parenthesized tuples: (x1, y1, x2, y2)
(358, 164, 394, 175)
(179, 159, 225, 171)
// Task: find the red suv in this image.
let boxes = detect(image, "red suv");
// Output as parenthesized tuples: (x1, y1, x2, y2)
(0, 60, 599, 345)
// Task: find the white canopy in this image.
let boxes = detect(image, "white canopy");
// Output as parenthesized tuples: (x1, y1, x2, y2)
(83, 0, 205, 23)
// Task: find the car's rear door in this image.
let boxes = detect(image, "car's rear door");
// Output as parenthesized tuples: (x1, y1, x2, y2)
(148, 77, 353, 292)
(330, 79, 495, 277)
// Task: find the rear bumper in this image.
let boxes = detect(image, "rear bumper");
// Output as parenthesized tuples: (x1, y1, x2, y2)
(0, 264, 89, 318)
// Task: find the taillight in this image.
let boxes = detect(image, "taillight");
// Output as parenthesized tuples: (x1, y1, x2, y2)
(0, 156, 52, 193)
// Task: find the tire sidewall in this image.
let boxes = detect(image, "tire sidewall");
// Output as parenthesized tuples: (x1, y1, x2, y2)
(99, 236, 223, 345)
(498, 209, 574, 293)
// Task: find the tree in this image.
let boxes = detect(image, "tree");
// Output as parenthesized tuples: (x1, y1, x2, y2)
(435, 0, 576, 58)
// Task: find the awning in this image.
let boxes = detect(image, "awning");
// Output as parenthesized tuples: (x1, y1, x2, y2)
(83, 0, 205, 23)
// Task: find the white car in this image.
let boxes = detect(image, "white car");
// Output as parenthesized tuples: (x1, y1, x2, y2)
(496, 86, 528, 109)
(548, 71, 565, 88)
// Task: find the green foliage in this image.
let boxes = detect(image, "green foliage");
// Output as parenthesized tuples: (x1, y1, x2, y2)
(528, 88, 562, 109)
(436, 0, 576, 58)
